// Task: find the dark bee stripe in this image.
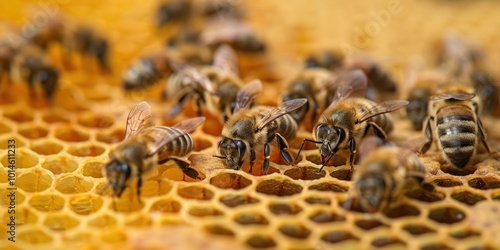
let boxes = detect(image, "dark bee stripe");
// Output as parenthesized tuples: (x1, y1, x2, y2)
(275, 114, 298, 140)
(443, 146, 475, 169)
(157, 127, 194, 162)
(436, 114, 474, 125)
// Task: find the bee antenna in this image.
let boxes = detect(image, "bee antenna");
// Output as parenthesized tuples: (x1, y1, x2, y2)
(213, 155, 226, 159)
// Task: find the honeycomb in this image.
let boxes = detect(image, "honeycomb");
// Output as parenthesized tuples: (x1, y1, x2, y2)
(2, 0, 500, 249)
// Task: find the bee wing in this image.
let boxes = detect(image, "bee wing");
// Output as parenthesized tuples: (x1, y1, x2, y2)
(233, 79, 262, 114)
(429, 92, 475, 101)
(357, 100, 409, 123)
(213, 44, 239, 76)
(124, 101, 154, 140)
(172, 116, 206, 133)
(327, 69, 368, 109)
(257, 98, 308, 131)
(170, 62, 215, 95)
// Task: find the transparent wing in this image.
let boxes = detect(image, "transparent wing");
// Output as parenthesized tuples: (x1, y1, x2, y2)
(233, 79, 262, 114)
(213, 44, 239, 76)
(170, 62, 215, 95)
(357, 100, 409, 123)
(124, 101, 154, 140)
(327, 69, 368, 109)
(173, 117, 206, 133)
(257, 98, 308, 131)
(429, 92, 475, 101)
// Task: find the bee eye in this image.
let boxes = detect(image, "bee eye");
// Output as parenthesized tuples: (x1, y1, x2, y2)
(316, 123, 331, 139)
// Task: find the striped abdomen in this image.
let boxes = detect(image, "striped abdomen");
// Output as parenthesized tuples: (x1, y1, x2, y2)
(436, 105, 477, 168)
(358, 100, 394, 134)
(266, 113, 299, 140)
(155, 127, 195, 163)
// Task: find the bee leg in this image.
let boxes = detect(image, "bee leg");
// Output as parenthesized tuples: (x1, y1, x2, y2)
(166, 156, 203, 180)
(136, 175, 143, 203)
(475, 105, 492, 153)
(368, 122, 388, 141)
(419, 116, 434, 154)
(194, 93, 205, 117)
(249, 149, 256, 174)
(274, 133, 293, 165)
(295, 139, 322, 161)
(263, 143, 271, 174)
(348, 137, 356, 169)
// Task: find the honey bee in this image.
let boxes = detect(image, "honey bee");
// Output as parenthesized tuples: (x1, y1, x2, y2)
(67, 26, 111, 73)
(470, 70, 499, 116)
(122, 52, 173, 91)
(349, 139, 426, 212)
(156, 0, 193, 29)
(104, 101, 205, 198)
(346, 58, 398, 101)
(165, 28, 212, 65)
(214, 80, 307, 173)
(0, 41, 16, 85)
(201, 18, 266, 53)
(304, 50, 344, 72)
(418, 84, 492, 169)
(28, 18, 65, 50)
(296, 69, 409, 170)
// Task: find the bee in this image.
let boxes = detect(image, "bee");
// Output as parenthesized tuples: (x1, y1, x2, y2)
(165, 28, 212, 65)
(419, 84, 492, 169)
(213, 80, 307, 173)
(296, 69, 409, 170)
(156, 0, 192, 29)
(0, 41, 16, 85)
(122, 52, 173, 91)
(470, 70, 499, 116)
(201, 18, 266, 53)
(349, 138, 426, 212)
(346, 58, 398, 101)
(104, 101, 205, 198)
(67, 26, 111, 73)
(304, 50, 344, 72)
(201, 0, 245, 20)
(27, 18, 65, 50)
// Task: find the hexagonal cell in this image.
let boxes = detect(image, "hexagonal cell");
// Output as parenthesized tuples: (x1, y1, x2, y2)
(150, 199, 181, 213)
(126, 215, 152, 227)
(81, 161, 104, 178)
(204, 224, 235, 236)
(354, 219, 387, 230)
(0, 188, 25, 205)
(188, 206, 223, 217)
(17, 229, 53, 244)
(29, 194, 65, 212)
(284, 166, 326, 180)
(278, 223, 311, 239)
(96, 129, 125, 144)
(432, 177, 463, 187)
(371, 237, 406, 248)
(101, 229, 127, 243)
(255, 179, 303, 196)
(330, 169, 353, 181)
(68, 144, 105, 157)
(43, 212, 80, 231)
(384, 204, 420, 219)
(0, 135, 26, 149)
(308, 182, 348, 193)
(141, 178, 173, 197)
(3, 109, 34, 123)
(42, 112, 70, 124)
(451, 191, 486, 206)
(18, 125, 49, 139)
(339, 198, 364, 213)
(421, 243, 453, 250)
(428, 207, 466, 224)
(402, 224, 436, 235)
(0, 121, 11, 134)
(69, 195, 104, 215)
(246, 235, 277, 248)
(193, 136, 212, 151)
(31, 141, 64, 155)
(269, 202, 302, 215)
(112, 196, 144, 213)
(17, 170, 53, 192)
(234, 212, 269, 225)
(449, 229, 480, 239)
(309, 210, 346, 223)
(210, 172, 252, 190)
(55, 175, 94, 194)
(321, 230, 359, 244)
(177, 186, 214, 200)
(1, 148, 38, 169)
(219, 194, 259, 208)
(304, 196, 331, 205)
(468, 177, 500, 190)
(3, 206, 37, 226)
(54, 126, 90, 142)
(405, 188, 445, 203)
(88, 214, 118, 228)
(42, 156, 78, 175)
(77, 113, 114, 128)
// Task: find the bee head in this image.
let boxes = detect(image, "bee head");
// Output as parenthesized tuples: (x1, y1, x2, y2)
(315, 123, 345, 158)
(355, 163, 388, 212)
(216, 138, 247, 170)
(104, 159, 132, 198)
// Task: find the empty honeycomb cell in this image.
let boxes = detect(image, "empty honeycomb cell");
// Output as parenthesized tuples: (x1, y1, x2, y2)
(43, 212, 80, 231)
(355, 219, 387, 230)
(69, 195, 104, 215)
(451, 191, 486, 206)
(81, 161, 105, 178)
(30, 141, 64, 155)
(468, 177, 500, 190)
(150, 199, 181, 213)
(308, 182, 348, 193)
(77, 113, 114, 128)
(55, 175, 94, 194)
(42, 156, 78, 175)
(308, 210, 346, 223)
(269, 202, 302, 215)
(1, 148, 38, 168)
(256, 179, 303, 196)
(96, 129, 125, 144)
(0, 121, 11, 133)
(371, 237, 406, 248)
(141, 178, 173, 197)
(54, 126, 90, 142)
(188, 206, 223, 217)
(209, 172, 252, 190)
(321, 230, 359, 244)
(177, 186, 214, 200)
(402, 224, 436, 235)
(17, 170, 53, 192)
(113, 196, 145, 213)
(219, 194, 260, 208)
(283, 166, 326, 180)
(3, 109, 34, 123)
(246, 235, 277, 248)
(304, 196, 331, 205)
(421, 243, 453, 250)
(234, 212, 269, 225)
(0, 188, 25, 204)
(126, 215, 152, 227)
(405, 188, 445, 203)
(204, 224, 235, 236)
(67, 144, 105, 157)
(0, 135, 26, 149)
(2, 206, 38, 225)
(193, 137, 212, 151)
(432, 178, 463, 187)
(29, 194, 65, 212)
(428, 207, 466, 224)
(330, 169, 353, 181)
(17, 125, 49, 139)
(101, 229, 127, 243)
(449, 229, 480, 239)
(278, 223, 311, 239)
(88, 214, 118, 228)
(42, 112, 69, 124)
(384, 204, 421, 219)
(17, 229, 53, 244)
